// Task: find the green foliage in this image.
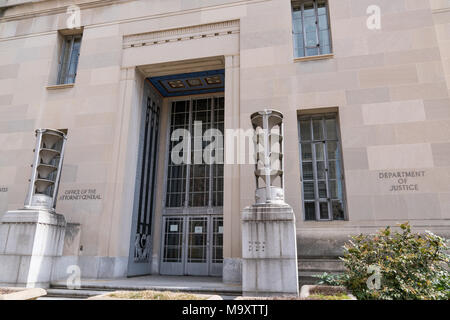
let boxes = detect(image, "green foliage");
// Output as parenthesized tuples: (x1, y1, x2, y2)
(314, 272, 347, 287)
(340, 222, 449, 300)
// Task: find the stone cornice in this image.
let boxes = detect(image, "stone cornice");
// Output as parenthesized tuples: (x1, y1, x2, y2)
(123, 20, 240, 49)
(432, 7, 450, 14)
(0, 0, 134, 22)
(0, 0, 270, 23)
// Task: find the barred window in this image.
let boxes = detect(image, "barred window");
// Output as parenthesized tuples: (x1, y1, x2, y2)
(57, 34, 82, 84)
(298, 114, 346, 221)
(292, 0, 332, 58)
(166, 97, 224, 208)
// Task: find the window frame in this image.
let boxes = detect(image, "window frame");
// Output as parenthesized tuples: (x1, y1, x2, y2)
(297, 112, 347, 221)
(163, 94, 224, 216)
(291, 0, 333, 58)
(57, 34, 82, 85)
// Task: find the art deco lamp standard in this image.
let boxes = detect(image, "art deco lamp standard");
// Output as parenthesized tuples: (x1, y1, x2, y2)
(251, 110, 285, 205)
(24, 129, 67, 212)
(241, 109, 299, 297)
(0, 129, 68, 288)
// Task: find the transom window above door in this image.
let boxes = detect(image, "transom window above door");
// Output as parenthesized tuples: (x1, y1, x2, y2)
(291, 0, 332, 58)
(165, 97, 224, 210)
(298, 114, 346, 221)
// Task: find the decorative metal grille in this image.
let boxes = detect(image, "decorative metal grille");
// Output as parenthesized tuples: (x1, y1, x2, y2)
(134, 97, 160, 262)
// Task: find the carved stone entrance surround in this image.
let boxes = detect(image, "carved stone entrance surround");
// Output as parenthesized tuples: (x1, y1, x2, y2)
(111, 19, 242, 282)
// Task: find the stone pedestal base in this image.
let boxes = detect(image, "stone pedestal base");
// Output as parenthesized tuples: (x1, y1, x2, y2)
(242, 204, 299, 296)
(0, 210, 66, 288)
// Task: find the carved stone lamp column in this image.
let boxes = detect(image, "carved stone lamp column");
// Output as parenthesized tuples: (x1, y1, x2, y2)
(0, 129, 68, 288)
(252, 110, 285, 205)
(241, 110, 299, 297)
(24, 129, 67, 212)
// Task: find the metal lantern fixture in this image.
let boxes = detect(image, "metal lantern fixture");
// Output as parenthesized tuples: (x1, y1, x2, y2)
(251, 109, 285, 205)
(24, 129, 67, 212)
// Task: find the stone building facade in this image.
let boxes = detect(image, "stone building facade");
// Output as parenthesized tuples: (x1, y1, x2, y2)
(0, 0, 449, 284)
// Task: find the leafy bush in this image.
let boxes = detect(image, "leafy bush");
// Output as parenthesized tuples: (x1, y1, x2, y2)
(343, 223, 449, 300)
(315, 223, 449, 300)
(314, 272, 347, 287)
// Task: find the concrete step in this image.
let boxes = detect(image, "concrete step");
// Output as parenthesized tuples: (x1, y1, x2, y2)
(298, 270, 344, 286)
(45, 288, 112, 299)
(50, 283, 242, 297)
(47, 258, 345, 299)
(298, 257, 345, 272)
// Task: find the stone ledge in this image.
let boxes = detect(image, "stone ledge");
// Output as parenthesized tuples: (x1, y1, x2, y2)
(46, 83, 75, 90)
(87, 291, 223, 300)
(294, 54, 334, 63)
(0, 287, 47, 300)
(1, 210, 66, 227)
(300, 285, 356, 300)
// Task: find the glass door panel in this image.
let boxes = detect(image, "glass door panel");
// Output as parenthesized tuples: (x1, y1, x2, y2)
(160, 217, 185, 275)
(185, 217, 209, 275)
(210, 216, 223, 276)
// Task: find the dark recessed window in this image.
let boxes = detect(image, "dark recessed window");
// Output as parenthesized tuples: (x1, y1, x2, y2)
(298, 114, 346, 221)
(291, 0, 332, 58)
(57, 34, 82, 85)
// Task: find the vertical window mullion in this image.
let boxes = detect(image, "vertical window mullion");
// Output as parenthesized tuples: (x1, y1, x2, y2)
(208, 98, 214, 208)
(57, 39, 67, 84)
(65, 36, 75, 84)
(185, 99, 193, 209)
(301, 2, 307, 57)
(327, 1, 332, 53)
(298, 119, 305, 219)
(310, 118, 320, 221)
(321, 117, 332, 220)
(314, 0, 321, 53)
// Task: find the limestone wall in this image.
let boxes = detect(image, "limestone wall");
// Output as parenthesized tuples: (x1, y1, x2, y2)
(0, 0, 448, 278)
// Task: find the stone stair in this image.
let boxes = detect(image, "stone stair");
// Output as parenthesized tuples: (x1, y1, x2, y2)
(298, 256, 345, 286)
(46, 282, 242, 299)
(45, 287, 113, 299)
(45, 257, 344, 299)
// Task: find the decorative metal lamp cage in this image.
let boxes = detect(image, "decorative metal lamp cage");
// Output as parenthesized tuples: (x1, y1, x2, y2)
(251, 110, 285, 205)
(24, 129, 67, 212)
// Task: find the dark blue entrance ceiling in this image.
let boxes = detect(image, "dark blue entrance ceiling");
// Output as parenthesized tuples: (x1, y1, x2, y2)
(148, 69, 224, 97)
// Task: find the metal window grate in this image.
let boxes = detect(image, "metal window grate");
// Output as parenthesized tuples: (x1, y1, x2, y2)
(291, 0, 332, 58)
(298, 114, 346, 221)
(57, 34, 82, 85)
(166, 97, 224, 209)
(166, 100, 189, 208)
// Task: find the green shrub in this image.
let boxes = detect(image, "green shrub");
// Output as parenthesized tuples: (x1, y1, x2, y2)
(314, 272, 347, 287)
(339, 223, 449, 300)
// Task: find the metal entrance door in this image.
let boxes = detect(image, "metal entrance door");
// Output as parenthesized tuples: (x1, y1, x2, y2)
(127, 83, 161, 276)
(160, 215, 223, 276)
